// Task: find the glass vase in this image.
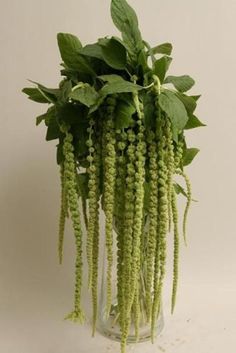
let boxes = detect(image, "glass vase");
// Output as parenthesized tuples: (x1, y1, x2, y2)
(97, 219, 164, 343)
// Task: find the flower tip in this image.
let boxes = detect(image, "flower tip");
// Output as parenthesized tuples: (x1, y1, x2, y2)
(64, 310, 85, 324)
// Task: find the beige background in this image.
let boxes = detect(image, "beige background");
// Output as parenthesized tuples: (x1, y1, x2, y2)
(0, 0, 236, 352)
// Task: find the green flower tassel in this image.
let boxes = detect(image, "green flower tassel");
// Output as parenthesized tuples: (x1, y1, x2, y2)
(177, 170, 192, 246)
(151, 119, 168, 342)
(165, 118, 175, 232)
(58, 163, 68, 264)
(91, 140, 101, 336)
(62, 129, 84, 323)
(86, 117, 97, 289)
(103, 96, 117, 317)
(146, 131, 158, 322)
(171, 186, 180, 314)
(120, 129, 136, 353)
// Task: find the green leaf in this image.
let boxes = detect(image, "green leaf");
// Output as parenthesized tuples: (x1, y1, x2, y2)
(36, 114, 46, 126)
(56, 141, 64, 165)
(32, 84, 59, 97)
(77, 173, 89, 200)
(158, 90, 188, 140)
(183, 148, 200, 166)
(79, 43, 104, 60)
(36, 106, 55, 126)
(148, 42, 173, 56)
(46, 107, 61, 141)
(28, 80, 59, 103)
(191, 95, 201, 101)
(57, 33, 95, 75)
(110, 0, 144, 62)
(164, 75, 195, 92)
(22, 87, 49, 103)
(88, 95, 106, 114)
(98, 74, 124, 83)
(69, 84, 99, 107)
(57, 33, 82, 65)
(174, 182, 198, 202)
(58, 80, 72, 103)
(153, 56, 172, 83)
(115, 100, 135, 129)
(60, 68, 80, 82)
(143, 92, 155, 128)
(173, 183, 188, 198)
(99, 37, 127, 70)
(137, 49, 149, 73)
(56, 103, 87, 126)
(175, 93, 197, 115)
(73, 122, 89, 158)
(100, 80, 143, 96)
(112, 36, 130, 51)
(185, 114, 206, 130)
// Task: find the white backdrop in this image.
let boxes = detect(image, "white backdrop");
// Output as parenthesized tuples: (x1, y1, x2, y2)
(0, 1, 236, 352)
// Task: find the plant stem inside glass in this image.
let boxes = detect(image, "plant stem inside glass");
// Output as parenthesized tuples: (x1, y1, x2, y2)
(97, 218, 164, 343)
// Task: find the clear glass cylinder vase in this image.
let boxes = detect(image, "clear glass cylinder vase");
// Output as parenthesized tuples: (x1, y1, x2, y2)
(97, 220, 164, 343)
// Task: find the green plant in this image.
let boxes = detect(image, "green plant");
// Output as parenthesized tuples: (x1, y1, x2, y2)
(23, 0, 205, 352)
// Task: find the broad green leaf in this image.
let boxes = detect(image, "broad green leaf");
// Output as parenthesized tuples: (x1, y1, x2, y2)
(46, 107, 61, 141)
(148, 42, 173, 56)
(22, 87, 49, 103)
(183, 148, 200, 166)
(175, 92, 197, 115)
(28, 80, 59, 103)
(98, 74, 124, 83)
(185, 114, 206, 129)
(115, 100, 135, 129)
(110, 0, 144, 62)
(57, 33, 95, 75)
(69, 84, 99, 107)
(153, 56, 172, 83)
(112, 36, 129, 50)
(79, 43, 103, 60)
(30, 80, 60, 100)
(57, 33, 82, 64)
(100, 80, 143, 96)
(165, 75, 195, 92)
(100, 37, 127, 70)
(74, 55, 96, 76)
(32, 84, 59, 97)
(159, 90, 188, 140)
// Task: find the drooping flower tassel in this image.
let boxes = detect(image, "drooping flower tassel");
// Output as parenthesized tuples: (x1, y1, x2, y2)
(61, 127, 84, 323)
(151, 118, 168, 342)
(103, 96, 117, 317)
(171, 186, 180, 314)
(58, 163, 68, 264)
